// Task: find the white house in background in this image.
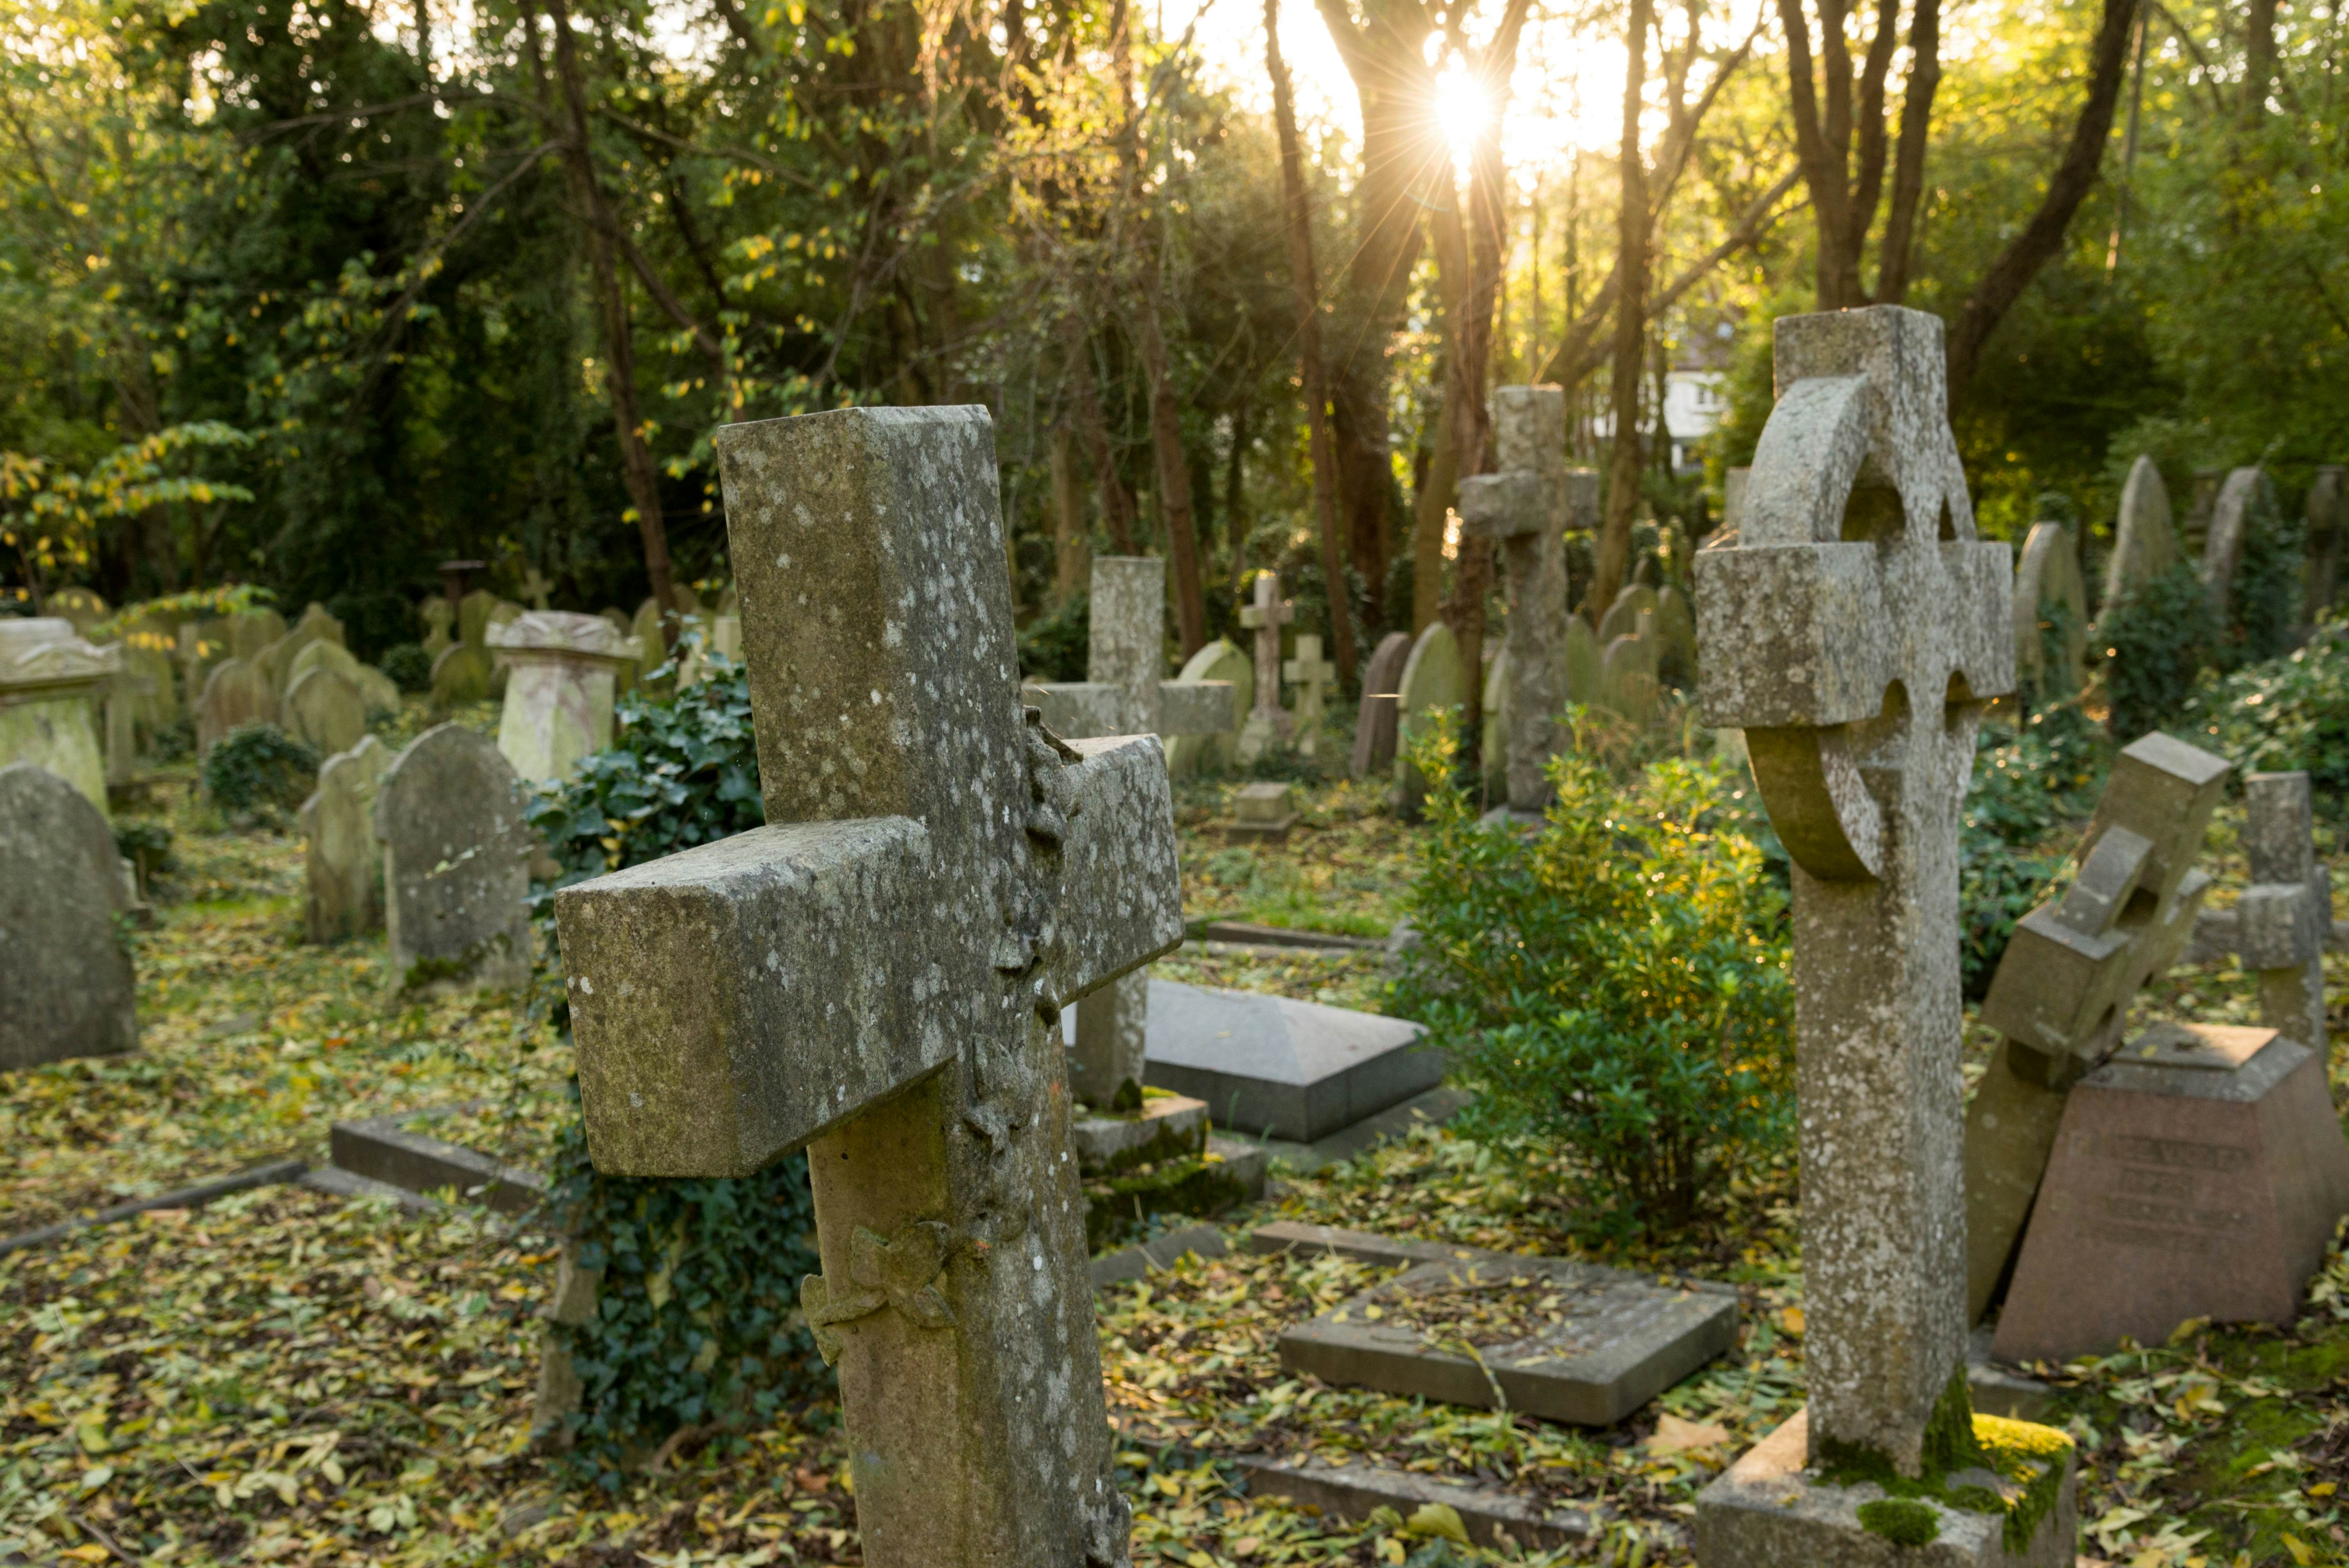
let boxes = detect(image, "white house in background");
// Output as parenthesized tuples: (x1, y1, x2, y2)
(1661, 371, 1727, 471)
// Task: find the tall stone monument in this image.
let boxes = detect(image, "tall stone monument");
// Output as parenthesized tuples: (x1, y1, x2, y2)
(0, 762, 137, 1069)
(2237, 770, 2330, 1052)
(1024, 556, 1234, 751)
(0, 618, 119, 813)
(552, 406, 1183, 1566)
(486, 610, 642, 785)
(1236, 569, 1295, 763)
(1691, 307, 2076, 1563)
(374, 723, 534, 994)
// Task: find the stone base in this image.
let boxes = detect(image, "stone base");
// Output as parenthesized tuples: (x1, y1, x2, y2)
(1251, 1084, 1475, 1172)
(1067, 1094, 1209, 1173)
(1135, 979, 1442, 1142)
(1697, 1410, 2078, 1566)
(1090, 1222, 1230, 1289)
(1083, 1133, 1268, 1251)
(1225, 813, 1299, 842)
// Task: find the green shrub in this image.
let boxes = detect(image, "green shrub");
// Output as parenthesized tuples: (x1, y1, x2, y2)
(201, 723, 318, 817)
(380, 642, 431, 692)
(2180, 617, 2349, 810)
(1017, 589, 1089, 682)
(113, 819, 175, 891)
(1390, 712, 1795, 1234)
(2098, 559, 2221, 740)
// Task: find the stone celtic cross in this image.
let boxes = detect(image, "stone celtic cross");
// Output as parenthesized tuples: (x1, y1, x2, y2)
(1237, 569, 1295, 759)
(1692, 307, 2014, 1478)
(553, 407, 1184, 1567)
(1026, 556, 1233, 742)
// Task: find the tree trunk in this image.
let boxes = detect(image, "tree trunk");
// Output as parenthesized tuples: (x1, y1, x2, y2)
(1592, 0, 1654, 623)
(1050, 424, 1087, 602)
(2244, 0, 2279, 129)
(1065, 330, 1138, 554)
(1268, 0, 1358, 688)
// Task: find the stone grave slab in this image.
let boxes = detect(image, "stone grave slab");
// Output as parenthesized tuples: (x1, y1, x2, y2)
(1278, 1251, 1738, 1426)
(1090, 1223, 1228, 1289)
(1228, 780, 1299, 841)
(0, 762, 137, 1070)
(1993, 1021, 2349, 1365)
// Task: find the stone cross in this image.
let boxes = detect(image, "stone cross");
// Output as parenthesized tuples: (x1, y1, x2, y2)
(2239, 770, 2331, 1052)
(519, 566, 554, 611)
(421, 598, 455, 658)
(1025, 556, 1233, 743)
(1458, 386, 1574, 813)
(1691, 308, 2015, 1482)
(1236, 568, 1295, 761)
(1281, 634, 1337, 759)
(552, 406, 1183, 1567)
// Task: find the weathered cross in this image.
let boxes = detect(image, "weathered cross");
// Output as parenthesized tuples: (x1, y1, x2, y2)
(1281, 633, 1337, 759)
(2238, 769, 2331, 1052)
(1458, 385, 1575, 813)
(1025, 556, 1233, 742)
(1237, 569, 1295, 760)
(553, 406, 1183, 1568)
(1691, 307, 2014, 1480)
(1964, 730, 2226, 1319)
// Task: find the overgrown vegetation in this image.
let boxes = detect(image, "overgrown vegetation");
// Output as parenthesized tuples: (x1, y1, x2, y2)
(198, 722, 317, 819)
(2181, 618, 2349, 812)
(2098, 560, 2223, 742)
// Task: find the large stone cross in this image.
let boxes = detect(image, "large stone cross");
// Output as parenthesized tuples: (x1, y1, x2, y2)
(1281, 634, 1336, 759)
(553, 407, 1183, 1568)
(1237, 569, 1295, 759)
(2239, 769, 2331, 1051)
(1026, 555, 1232, 742)
(1692, 308, 2014, 1478)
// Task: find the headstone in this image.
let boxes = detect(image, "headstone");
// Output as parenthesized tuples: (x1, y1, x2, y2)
(429, 642, 494, 708)
(2011, 520, 2089, 703)
(1691, 306, 2076, 1564)
(1597, 608, 1660, 727)
(2237, 770, 2329, 1052)
(227, 607, 287, 663)
(519, 565, 554, 611)
(1123, 978, 1440, 1144)
(1563, 615, 1601, 705)
(1230, 780, 1299, 841)
(1963, 731, 2228, 1321)
(1236, 570, 1296, 763)
(1025, 558, 1236, 750)
(374, 723, 534, 994)
(552, 405, 1179, 1566)
(196, 656, 275, 754)
(1391, 620, 1466, 813)
(2308, 463, 2344, 618)
(486, 611, 641, 785)
(458, 589, 501, 652)
(1456, 385, 1581, 814)
(300, 736, 390, 943)
(0, 763, 137, 1069)
(1162, 637, 1252, 779)
(284, 666, 368, 758)
(1654, 583, 1697, 681)
(1993, 1021, 2349, 1363)
(2104, 454, 2178, 605)
(257, 603, 348, 697)
(1722, 467, 1750, 533)
(1349, 631, 1412, 779)
(0, 618, 120, 811)
(421, 598, 455, 659)
(629, 599, 668, 681)
(1597, 581, 1658, 644)
(2183, 467, 2224, 556)
(45, 586, 109, 638)
(1281, 634, 1337, 759)
(1479, 645, 1508, 788)
(2202, 466, 2279, 621)
(103, 667, 144, 786)
(1069, 970, 1151, 1112)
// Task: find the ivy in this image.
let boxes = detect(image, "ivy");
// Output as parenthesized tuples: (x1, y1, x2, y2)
(2180, 618, 2349, 812)
(201, 722, 319, 820)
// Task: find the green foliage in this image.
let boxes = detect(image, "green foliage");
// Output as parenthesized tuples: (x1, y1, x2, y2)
(1959, 709, 2107, 998)
(1856, 1498, 1941, 1546)
(200, 723, 318, 817)
(1390, 712, 1794, 1234)
(2221, 477, 2304, 666)
(2180, 619, 2349, 812)
(2099, 560, 2222, 741)
(542, 1088, 827, 1484)
(527, 657, 763, 898)
(1017, 590, 1090, 682)
(113, 819, 176, 887)
(380, 643, 431, 693)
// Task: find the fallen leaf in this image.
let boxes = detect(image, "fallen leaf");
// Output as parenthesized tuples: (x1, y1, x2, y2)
(1647, 1414, 1733, 1456)
(1403, 1502, 1470, 1543)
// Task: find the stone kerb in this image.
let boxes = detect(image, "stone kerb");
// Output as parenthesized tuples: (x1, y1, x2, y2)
(487, 610, 642, 786)
(0, 762, 137, 1069)
(0, 617, 119, 812)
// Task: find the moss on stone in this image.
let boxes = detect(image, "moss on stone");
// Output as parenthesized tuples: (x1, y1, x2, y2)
(1817, 1373, 2074, 1556)
(1972, 1413, 2075, 1554)
(1855, 1497, 1941, 1546)
(1085, 1153, 1252, 1249)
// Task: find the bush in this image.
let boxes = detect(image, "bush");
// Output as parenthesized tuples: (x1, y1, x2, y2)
(1016, 590, 1089, 682)
(2180, 617, 2349, 810)
(380, 642, 431, 693)
(201, 723, 318, 818)
(2098, 559, 2220, 740)
(1389, 711, 1795, 1234)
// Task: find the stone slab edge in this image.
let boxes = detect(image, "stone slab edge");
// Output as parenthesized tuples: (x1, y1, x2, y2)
(1244, 1220, 1506, 1269)
(330, 1108, 547, 1216)
(1236, 1456, 1594, 1550)
(1187, 920, 1387, 951)
(0, 1157, 308, 1258)
(1091, 1224, 1231, 1289)
(1248, 1085, 1477, 1172)
(302, 1166, 443, 1213)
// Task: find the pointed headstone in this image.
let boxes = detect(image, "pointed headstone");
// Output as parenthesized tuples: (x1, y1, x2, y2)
(2104, 455, 2178, 605)
(1349, 631, 1412, 780)
(0, 762, 137, 1069)
(301, 736, 391, 943)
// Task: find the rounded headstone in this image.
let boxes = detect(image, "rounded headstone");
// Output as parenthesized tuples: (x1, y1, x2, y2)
(1349, 630, 1413, 780)
(0, 762, 136, 1068)
(374, 723, 534, 993)
(2104, 455, 2178, 606)
(301, 735, 391, 943)
(430, 642, 494, 708)
(1164, 637, 1251, 779)
(1392, 620, 1467, 807)
(197, 655, 276, 753)
(2013, 521, 2089, 702)
(285, 666, 369, 757)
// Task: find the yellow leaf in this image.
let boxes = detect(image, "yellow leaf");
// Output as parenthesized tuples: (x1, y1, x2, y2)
(2283, 1535, 2313, 1566)
(1403, 1502, 1470, 1543)
(1647, 1413, 1734, 1456)
(2310, 1481, 2337, 1497)
(61, 1547, 110, 1562)
(1780, 1306, 1805, 1336)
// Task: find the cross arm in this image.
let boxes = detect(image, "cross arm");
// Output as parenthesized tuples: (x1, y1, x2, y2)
(1456, 472, 1544, 540)
(1021, 682, 1125, 739)
(553, 817, 943, 1179)
(1152, 679, 1234, 738)
(1040, 733, 1187, 1007)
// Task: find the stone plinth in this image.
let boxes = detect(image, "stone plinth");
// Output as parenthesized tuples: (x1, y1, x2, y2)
(0, 618, 119, 813)
(0, 763, 137, 1069)
(1066, 1094, 1209, 1171)
(1228, 781, 1299, 841)
(487, 611, 641, 785)
(1993, 1022, 2349, 1364)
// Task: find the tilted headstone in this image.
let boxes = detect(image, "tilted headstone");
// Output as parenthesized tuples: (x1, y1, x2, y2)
(300, 736, 390, 943)
(2308, 463, 2344, 618)
(1281, 634, 1337, 760)
(486, 611, 641, 785)
(1161, 636, 1252, 779)
(1348, 630, 1412, 779)
(284, 666, 369, 758)
(1456, 385, 1583, 814)
(2011, 520, 2089, 703)
(553, 405, 1181, 1566)
(1597, 609, 1660, 729)
(2237, 770, 2330, 1052)
(0, 618, 120, 812)
(1390, 620, 1466, 814)
(1962, 731, 2227, 1321)
(374, 723, 534, 994)
(1597, 581, 1658, 645)
(2103, 454, 2178, 605)
(1025, 557, 1235, 749)
(2203, 466, 2280, 622)
(421, 598, 455, 658)
(1690, 307, 2076, 1562)
(629, 599, 667, 682)
(197, 656, 275, 754)
(1237, 570, 1296, 763)
(0, 762, 137, 1069)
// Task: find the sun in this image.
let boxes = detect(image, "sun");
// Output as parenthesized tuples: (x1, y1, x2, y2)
(1431, 62, 1493, 171)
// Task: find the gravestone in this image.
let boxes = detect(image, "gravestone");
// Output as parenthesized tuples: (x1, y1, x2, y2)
(486, 610, 641, 785)
(284, 666, 369, 758)
(1349, 631, 1413, 779)
(2203, 466, 2279, 622)
(1691, 306, 2076, 1565)
(2104, 455, 2178, 605)
(2183, 467, 2225, 556)
(228, 607, 287, 663)
(1597, 609, 1659, 728)
(289, 638, 396, 714)
(1456, 385, 1580, 814)
(46, 586, 109, 638)
(1654, 583, 1697, 681)
(1026, 558, 1236, 754)
(552, 405, 1180, 1566)
(0, 618, 119, 811)
(1479, 645, 1509, 789)
(1391, 621, 1466, 813)
(375, 723, 534, 994)
(300, 736, 390, 943)
(1281, 634, 1337, 760)
(1563, 615, 1601, 705)
(1994, 1021, 2349, 1363)
(0, 762, 137, 1069)
(519, 565, 554, 611)
(430, 642, 494, 708)
(2237, 770, 2330, 1051)
(421, 598, 455, 659)
(2011, 520, 2089, 703)
(1597, 582, 1658, 645)
(197, 656, 275, 753)
(1162, 636, 1252, 779)
(458, 589, 501, 654)
(1963, 731, 2228, 1321)
(629, 599, 667, 682)
(1722, 467, 1750, 532)
(1237, 570, 1296, 763)
(1230, 780, 1299, 841)
(2308, 463, 2344, 618)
